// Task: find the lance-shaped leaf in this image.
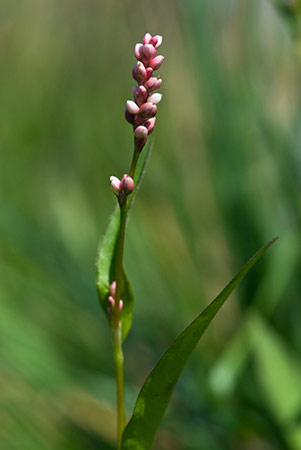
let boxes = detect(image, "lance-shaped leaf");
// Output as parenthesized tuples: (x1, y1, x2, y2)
(121, 237, 278, 449)
(96, 142, 152, 341)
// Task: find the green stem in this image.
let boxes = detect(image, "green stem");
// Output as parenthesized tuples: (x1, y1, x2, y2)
(112, 204, 127, 448)
(129, 150, 139, 178)
(111, 148, 141, 448)
(113, 205, 127, 327)
(112, 326, 125, 449)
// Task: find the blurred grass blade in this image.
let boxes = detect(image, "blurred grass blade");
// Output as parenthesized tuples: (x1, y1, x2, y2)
(96, 142, 152, 341)
(121, 237, 278, 449)
(247, 312, 301, 424)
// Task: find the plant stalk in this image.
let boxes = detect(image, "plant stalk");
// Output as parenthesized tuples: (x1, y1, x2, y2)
(112, 325, 125, 449)
(129, 150, 139, 178)
(111, 150, 140, 448)
(112, 204, 127, 448)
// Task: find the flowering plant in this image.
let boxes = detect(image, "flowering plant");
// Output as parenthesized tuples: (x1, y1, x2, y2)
(96, 33, 277, 450)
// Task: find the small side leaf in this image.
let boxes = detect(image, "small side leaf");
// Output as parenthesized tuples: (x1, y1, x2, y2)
(96, 142, 152, 341)
(121, 237, 278, 449)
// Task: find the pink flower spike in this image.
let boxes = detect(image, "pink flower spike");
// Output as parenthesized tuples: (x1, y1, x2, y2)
(134, 43, 143, 60)
(143, 33, 152, 45)
(120, 174, 135, 194)
(145, 117, 156, 135)
(110, 176, 121, 193)
(133, 85, 148, 106)
(149, 55, 164, 70)
(147, 93, 162, 104)
(126, 100, 140, 114)
(109, 281, 116, 297)
(134, 125, 148, 139)
(119, 300, 123, 311)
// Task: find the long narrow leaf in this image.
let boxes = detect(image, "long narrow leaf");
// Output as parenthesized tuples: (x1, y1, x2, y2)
(96, 142, 152, 341)
(121, 237, 278, 449)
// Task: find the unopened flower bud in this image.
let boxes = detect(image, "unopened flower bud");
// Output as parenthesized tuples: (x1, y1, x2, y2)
(109, 281, 116, 297)
(144, 76, 162, 93)
(153, 35, 163, 48)
(126, 100, 140, 114)
(108, 296, 115, 307)
(110, 176, 121, 193)
(145, 117, 156, 135)
(149, 55, 164, 70)
(139, 102, 158, 118)
(141, 44, 157, 60)
(120, 174, 135, 194)
(133, 85, 148, 106)
(119, 300, 123, 311)
(132, 61, 147, 83)
(134, 43, 143, 60)
(134, 125, 148, 139)
(143, 33, 152, 45)
(147, 93, 162, 105)
(145, 67, 153, 79)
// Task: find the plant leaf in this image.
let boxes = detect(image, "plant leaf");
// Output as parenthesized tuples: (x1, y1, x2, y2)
(121, 237, 278, 449)
(96, 141, 152, 341)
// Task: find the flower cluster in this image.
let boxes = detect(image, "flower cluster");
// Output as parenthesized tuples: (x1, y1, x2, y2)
(125, 33, 164, 153)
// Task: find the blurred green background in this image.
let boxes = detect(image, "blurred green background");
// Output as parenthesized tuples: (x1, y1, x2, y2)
(0, 0, 300, 449)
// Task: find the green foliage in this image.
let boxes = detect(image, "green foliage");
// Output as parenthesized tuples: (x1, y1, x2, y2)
(121, 239, 278, 450)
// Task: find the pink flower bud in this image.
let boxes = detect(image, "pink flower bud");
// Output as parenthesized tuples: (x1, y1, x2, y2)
(126, 100, 140, 114)
(144, 76, 162, 93)
(149, 55, 164, 70)
(147, 93, 162, 105)
(139, 102, 158, 118)
(110, 176, 121, 193)
(133, 85, 148, 106)
(108, 296, 115, 307)
(132, 61, 147, 83)
(120, 174, 135, 194)
(134, 125, 148, 139)
(110, 281, 116, 297)
(145, 67, 153, 79)
(119, 300, 123, 311)
(125, 108, 134, 124)
(143, 33, 152, 45)
(134, 43, 143, 60)
(152, 35, 162, 48)
(141, 44, 157, 60)
(145, 117, 156, 135)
